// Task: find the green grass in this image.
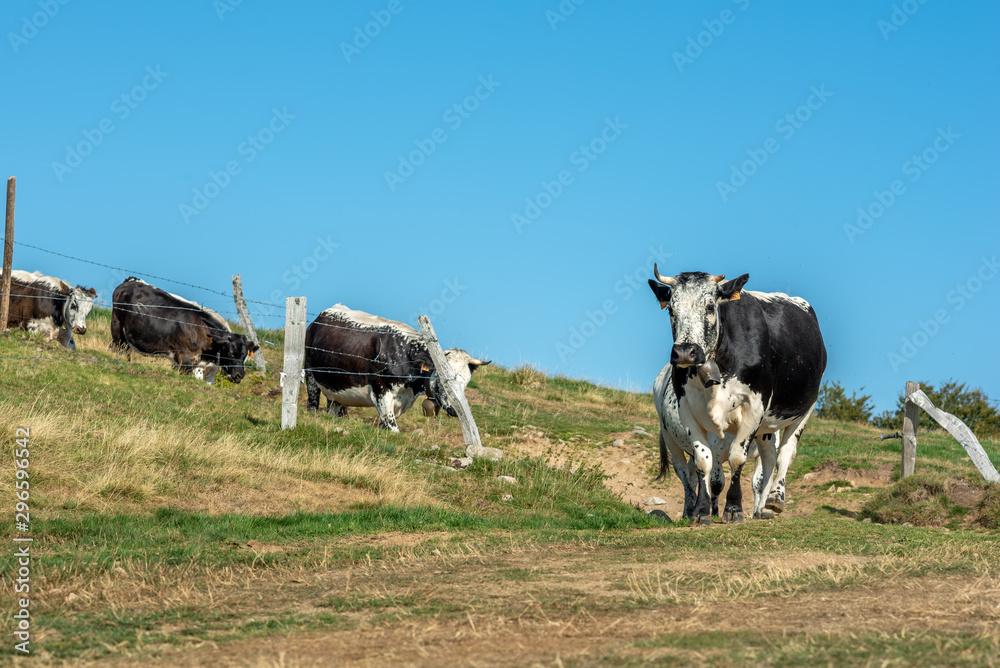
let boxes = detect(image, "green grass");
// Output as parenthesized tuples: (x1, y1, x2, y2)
(3, 308, 1000, 663)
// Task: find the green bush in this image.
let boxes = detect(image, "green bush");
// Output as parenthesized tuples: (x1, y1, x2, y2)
(815, 381, 873, 424)
(871, 380, 1000, 438)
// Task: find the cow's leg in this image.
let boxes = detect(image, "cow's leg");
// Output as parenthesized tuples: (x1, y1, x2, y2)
(329, 402, 346, 416)
(173, 352, 199, 374)
(710, 458, 725, 518)
(372, 391, 400, 432)
(688, 429, 714, 527)
(721, 399, 763, 523)
(767, 406, 814, 514)
(661, 430, 696, 519)
(109, 317, 130, 359)
(723, 425, 758, 524)
(305, 371, 322, 413)
(751, 434, 778, 518)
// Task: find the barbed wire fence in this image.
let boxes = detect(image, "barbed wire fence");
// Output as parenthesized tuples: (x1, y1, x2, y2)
(1, 237, 497, 447)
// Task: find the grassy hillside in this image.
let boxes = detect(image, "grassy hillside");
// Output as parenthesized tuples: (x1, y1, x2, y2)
(2, 308, 999, 665)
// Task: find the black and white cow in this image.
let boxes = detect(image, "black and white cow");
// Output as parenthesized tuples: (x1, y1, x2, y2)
(6, 270, 96, 350)
(111, 277, 258, 383)
(304, 304, 490, 432)
(648, 266, 826, 526)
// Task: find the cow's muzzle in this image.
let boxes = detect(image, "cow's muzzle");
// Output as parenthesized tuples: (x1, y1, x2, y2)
(73, 326, 87, 335)
(671, 343, 705, 368)
(444, 405, 458, 418)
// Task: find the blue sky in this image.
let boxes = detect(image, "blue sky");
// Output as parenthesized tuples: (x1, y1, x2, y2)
(3, 0, 998, 414)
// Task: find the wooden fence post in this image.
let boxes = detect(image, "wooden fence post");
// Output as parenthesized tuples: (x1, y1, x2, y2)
(232, 274, 265, 373)
(417, 315, 486, 457)
(901, 380, 919, 478)
(281, 296, 306, 430)
(0, 176, 16, 332)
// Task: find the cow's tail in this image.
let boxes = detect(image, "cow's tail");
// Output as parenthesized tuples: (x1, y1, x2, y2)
(655, 430, 670, 482)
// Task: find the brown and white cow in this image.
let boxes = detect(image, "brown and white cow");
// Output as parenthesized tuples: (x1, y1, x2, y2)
(5, 270, 96, 350)
(304, 304, 489, 431)
(111, 277, 257, 384)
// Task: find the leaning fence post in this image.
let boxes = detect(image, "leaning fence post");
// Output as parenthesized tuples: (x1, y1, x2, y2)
(417, 315, 484, 458)
(901, 380, 919, 477)
(232, 274, 265, 374)
(281, 296, 306, 430)
(0, 176, 16, 333)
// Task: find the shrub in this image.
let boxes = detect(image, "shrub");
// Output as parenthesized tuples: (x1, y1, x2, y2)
(815, 381, 873, 424)
(872, 380, 1000, 438)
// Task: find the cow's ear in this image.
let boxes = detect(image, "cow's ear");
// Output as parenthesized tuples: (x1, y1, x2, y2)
(87, 287, 97, 297)
(647, 280, 671, 310)
(59, 281, 71, 295)
(718, 274, 749, 302)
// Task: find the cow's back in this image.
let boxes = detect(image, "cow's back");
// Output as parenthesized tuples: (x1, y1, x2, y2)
(112, 278, 216, 355)
(305, 306, 433, 401)
(720, 291, 826, 420)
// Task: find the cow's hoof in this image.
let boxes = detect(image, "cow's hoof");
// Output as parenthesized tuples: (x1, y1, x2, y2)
(306, 406, 317, 413)
(723, 509, 744, 524)
(692, 515, 712, 527)
(765, 496, 784, 514)
(754, 509, 776, 520)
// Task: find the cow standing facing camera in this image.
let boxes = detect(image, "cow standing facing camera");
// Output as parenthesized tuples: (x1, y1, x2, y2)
(648, 265, 826, 526)
(304, 304, 489, 432)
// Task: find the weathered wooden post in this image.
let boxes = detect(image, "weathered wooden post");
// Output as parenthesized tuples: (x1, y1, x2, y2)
(232, 274, 265, 373)
(906, 386, 1000, 483)
(281, 296, 306, 430)
(0, 176, 16, 332)
(901, 380, 919, 477)
(417, 315, 499, 460)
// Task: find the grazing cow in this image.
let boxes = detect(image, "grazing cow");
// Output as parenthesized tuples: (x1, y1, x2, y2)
(304, 304, 490, 432)
(5, 270, 96, 350)
(648, 265, 826, 525)
(110, 277, 258, 383)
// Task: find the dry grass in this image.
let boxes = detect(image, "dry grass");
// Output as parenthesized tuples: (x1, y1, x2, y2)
(0, 398, 432, 515)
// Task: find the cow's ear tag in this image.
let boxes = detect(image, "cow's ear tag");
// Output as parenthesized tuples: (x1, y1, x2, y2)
(730, 292, 741, 301)
(659, 300, 668, 310)
(248, 350, 254, 359)
(421, 362, 431, 372)
(207, 336, 213, 344)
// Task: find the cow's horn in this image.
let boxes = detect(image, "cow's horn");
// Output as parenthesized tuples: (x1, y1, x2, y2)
(710, 274, 726, 283)
(469, 357, 491, 366)
(653, 263, 676, 286)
